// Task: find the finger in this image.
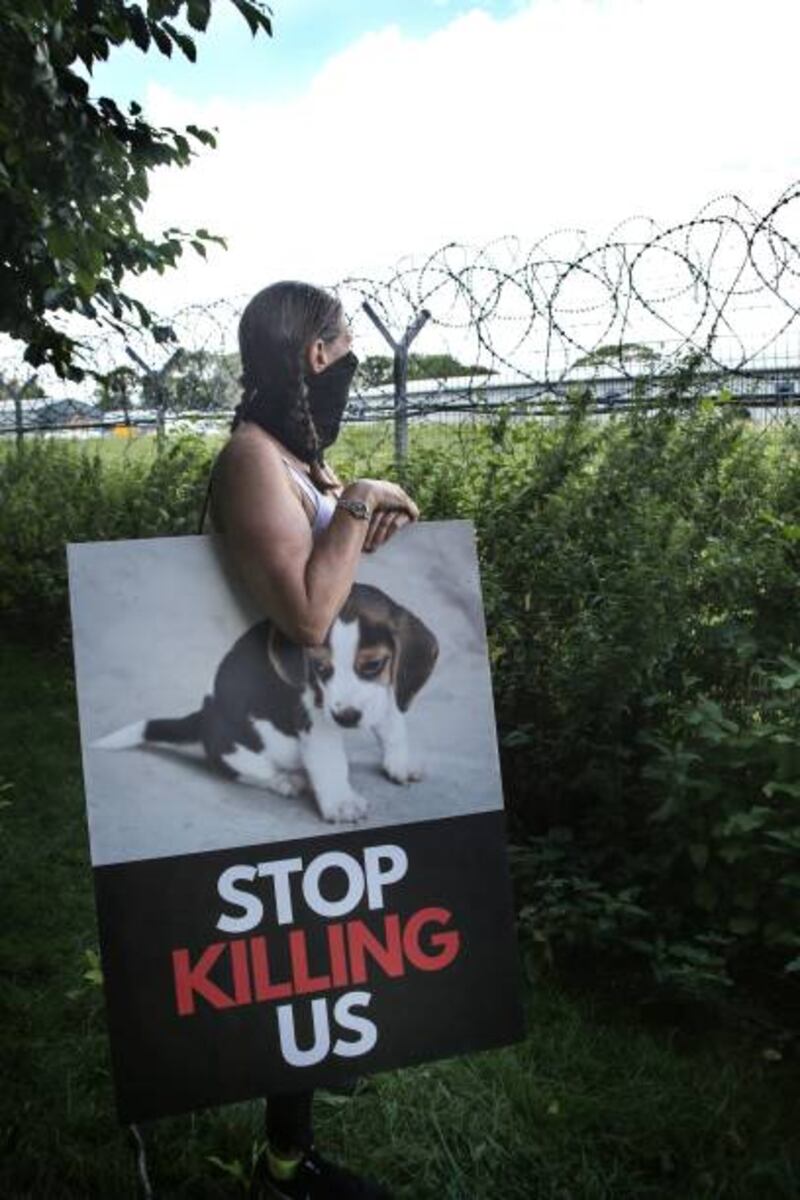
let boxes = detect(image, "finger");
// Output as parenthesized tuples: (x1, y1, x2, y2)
(365, 509, 397, 551)
(396, 489, 420, 521)
(371, 513, 396, 548)
(381, 513, 412, 544)
(363, 510, 386, 552)
(372, 510, 407, 548)
(371, 510, 396, 548)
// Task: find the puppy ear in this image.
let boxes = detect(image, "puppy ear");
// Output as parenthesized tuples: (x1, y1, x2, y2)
(393, 608, 439, 712)
(267, 625, 307, 688)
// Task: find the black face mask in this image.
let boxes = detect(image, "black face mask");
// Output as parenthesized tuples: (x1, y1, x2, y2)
(306, 350, 359, 454)
(234, 350, 359, 463)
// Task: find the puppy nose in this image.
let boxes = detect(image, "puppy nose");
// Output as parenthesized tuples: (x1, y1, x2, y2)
(332, 707, 361, 728)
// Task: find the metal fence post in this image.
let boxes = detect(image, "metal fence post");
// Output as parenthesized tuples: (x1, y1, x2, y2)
(362, 302, 431, 463)
(9, 373, 38, 447)
(13, 388, 23, 448)
(125, 347, 183, 448)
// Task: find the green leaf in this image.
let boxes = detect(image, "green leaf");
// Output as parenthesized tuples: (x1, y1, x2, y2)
(127, 6, 151, 51)
(82, 949, 103, 987)
(773, 671, 800, 690)
(163, 22, 197, 61)
(149, 21, 173, 56)
(74, 268, 96, 297)
(766, 830, 800, 851)
(186, 124, 216, 147)
(230, 0, 273, 37)
(763, 780, 800, 800)
(187, 0, 212, 31)
(718, 806, 771, 837)
(46, 226, 73, 259)
(207, 1155, 246, 1182)
(689, 843, 709, 871)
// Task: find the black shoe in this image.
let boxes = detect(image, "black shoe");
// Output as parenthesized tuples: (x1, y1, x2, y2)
(259, 1148, 391, 1200)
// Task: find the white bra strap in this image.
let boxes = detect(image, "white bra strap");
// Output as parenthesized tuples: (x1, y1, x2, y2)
(283, 459, 320, 510)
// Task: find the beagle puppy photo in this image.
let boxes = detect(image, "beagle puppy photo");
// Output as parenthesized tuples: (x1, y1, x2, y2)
(94, 584, 439, 824)
(70, 522, 505, 867)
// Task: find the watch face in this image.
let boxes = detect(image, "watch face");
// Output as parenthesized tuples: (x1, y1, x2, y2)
(340, 498, 369, 519)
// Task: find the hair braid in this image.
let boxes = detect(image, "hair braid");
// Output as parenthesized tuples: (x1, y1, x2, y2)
(286, 350, 321, 464)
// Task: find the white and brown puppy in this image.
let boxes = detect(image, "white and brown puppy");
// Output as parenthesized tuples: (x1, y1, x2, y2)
(95, 584, 439, 823)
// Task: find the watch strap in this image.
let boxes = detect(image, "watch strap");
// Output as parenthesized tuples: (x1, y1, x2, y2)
(336, 496, 371, 521)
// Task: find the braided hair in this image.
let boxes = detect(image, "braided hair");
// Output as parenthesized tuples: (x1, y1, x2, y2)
(233, 281, 344, 479)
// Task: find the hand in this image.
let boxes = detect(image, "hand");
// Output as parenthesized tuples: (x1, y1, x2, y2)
(364, 508, 413, 552)
(343, 479, 419, 553)
(346, 478, 419, 520)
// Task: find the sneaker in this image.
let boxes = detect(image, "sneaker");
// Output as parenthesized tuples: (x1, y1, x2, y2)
(259, 1148, 391, 1200)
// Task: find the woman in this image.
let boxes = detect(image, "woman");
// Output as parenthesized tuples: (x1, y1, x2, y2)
(210, 281, 416, 1200)
(211, 281, 418, 645)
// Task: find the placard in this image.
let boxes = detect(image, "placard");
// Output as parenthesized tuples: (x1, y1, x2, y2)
(68, 521, 523, 1122)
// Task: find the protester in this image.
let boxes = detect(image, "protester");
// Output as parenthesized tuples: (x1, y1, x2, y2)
(209, 280, 419, 1199)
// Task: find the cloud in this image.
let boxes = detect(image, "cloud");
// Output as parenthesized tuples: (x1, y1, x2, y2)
(132, 0, 800, 323)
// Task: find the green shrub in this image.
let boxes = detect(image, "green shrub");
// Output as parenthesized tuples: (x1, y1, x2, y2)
(2, 404, 799, 1003)
(0, 435, 214, 633)
(392, 401, 800, 995)
(634, 664, 800, 986)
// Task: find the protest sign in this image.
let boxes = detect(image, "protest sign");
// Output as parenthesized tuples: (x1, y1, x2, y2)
(68, 520, 523, 1122)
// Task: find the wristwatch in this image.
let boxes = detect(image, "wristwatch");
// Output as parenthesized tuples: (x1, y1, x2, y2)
(336, 496, 371, 521)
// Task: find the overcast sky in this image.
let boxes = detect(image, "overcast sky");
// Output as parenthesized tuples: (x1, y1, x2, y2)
(85, 0, 799, 320)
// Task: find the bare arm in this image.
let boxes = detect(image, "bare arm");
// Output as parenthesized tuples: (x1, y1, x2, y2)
(211, 431, 417, 645)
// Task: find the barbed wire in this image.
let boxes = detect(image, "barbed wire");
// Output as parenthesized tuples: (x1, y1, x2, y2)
(3, 182, 800, 440)
(337, 181, 800, 382)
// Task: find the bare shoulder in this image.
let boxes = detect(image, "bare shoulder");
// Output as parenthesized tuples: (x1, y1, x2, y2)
(216, 425, 284, 479)
(211, 426, 312, 554)
(212, 428, 286, 519)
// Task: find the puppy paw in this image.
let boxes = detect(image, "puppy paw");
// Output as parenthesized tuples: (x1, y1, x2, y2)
(285, 769, 310, 795)
(268, 770, 307, 797)
(382, 756, 424, 785)
(319, 789, 368, 823)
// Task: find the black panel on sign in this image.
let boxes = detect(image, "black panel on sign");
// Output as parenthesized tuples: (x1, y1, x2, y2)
(93, 811, 524, 1122)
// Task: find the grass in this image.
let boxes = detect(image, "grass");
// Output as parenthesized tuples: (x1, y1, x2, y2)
(0, 413, 485, 478)
(1, 636, 797, 1199)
